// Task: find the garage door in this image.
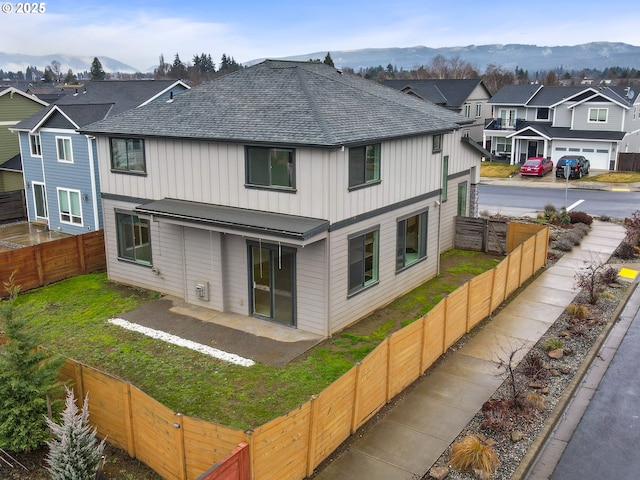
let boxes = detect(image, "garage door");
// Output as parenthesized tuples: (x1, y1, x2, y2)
(552, 142, 610, 170)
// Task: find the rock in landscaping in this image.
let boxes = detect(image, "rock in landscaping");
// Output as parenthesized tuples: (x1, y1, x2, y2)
(550, 368, 560, 376)
(541, 387, 550, 395)
(528, 381, 544, 389)
(563, 347, 574, 356)
(511, 431, 525, 442)
(473, 468, 490, 480)
(548, 348, 564, 359)
(428, 466, 449, 479)
(560, 366, 571, 375)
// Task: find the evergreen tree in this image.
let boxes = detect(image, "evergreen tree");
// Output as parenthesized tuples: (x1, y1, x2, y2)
(46, 387, 106, 480)
(90, 57, 105, 80)
(323, 52, 335, 67)
(169, 53, 188, 79)
(0, 274, 64, 452)
(64, 68, 77, 84)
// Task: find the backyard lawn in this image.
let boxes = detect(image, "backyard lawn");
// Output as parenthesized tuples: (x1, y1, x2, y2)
(7, 249, 501, 430)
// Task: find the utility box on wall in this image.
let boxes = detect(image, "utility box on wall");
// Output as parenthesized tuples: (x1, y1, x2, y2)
(195, 280, 209, 302)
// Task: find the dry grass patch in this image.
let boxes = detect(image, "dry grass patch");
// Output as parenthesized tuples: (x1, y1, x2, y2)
(480, 163, 520, 178)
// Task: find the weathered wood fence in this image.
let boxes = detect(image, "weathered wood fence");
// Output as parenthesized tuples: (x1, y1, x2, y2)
(58, 223, 549, 480)
(0, 189, 27, 224)
(455, 217, 546, 255)
(617, 152, 640, 172)
(0, 230, 106, 297)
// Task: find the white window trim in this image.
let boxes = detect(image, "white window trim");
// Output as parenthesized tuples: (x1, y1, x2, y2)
(56, 187, 83, 226)
(55, 136, 74, 163)
(464, 104, 471, 118)
(475, 103, 482, 118)
(32, 181, 48, 221)
(588, 107, 608, 123)
(29, 133, 42, 157)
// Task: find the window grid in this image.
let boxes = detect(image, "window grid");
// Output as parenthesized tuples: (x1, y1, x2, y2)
(29, 134, 42, 156)
(116, 212, 152, 265)
(57, 188, 82, 225)
(56, 137, 73, 163)
(588, 108, 607, 123)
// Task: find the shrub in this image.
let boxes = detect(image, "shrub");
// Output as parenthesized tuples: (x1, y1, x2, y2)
(480, 408, 513, 433)
(569, 211, 593, 226)
(544, 337, 564, 351)
(523, 392, 546, 411)
(522, 352, 550, 381)
(624, 210, 640, 246)
(599, 214, 611, 222)
(554, 239, 573, 252)
(600, 265, 619, 285)
(566, 303, 588, 320)
(615, 241, 637, 260)
(559, 207, 571, 225)
(565, 231, 583, 246)
(574, 260, 614, 304)
(46, 387, 106, 480)
(449, 434, 499, 478)
(573, 223, 591, 236)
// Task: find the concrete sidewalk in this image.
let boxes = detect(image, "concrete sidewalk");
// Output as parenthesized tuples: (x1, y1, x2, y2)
(312, 220, 628, 480)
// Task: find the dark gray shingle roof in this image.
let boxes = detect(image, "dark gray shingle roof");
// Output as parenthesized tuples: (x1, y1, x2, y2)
(383, 79, 488, 110)
(81, 60, 471, 147)
(488, 84, 542, 105)
(512, 122, 626, 141)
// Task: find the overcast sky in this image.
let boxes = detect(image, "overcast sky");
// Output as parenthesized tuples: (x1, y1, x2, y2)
(2, 0, 637, 71)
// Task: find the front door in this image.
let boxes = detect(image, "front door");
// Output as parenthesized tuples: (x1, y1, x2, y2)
(527, 141, 538, 158)
(249, 243, 295, 326)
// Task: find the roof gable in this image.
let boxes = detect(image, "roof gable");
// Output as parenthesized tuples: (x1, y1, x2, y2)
(383, 79, 489, 109)
(81, 60, 471, 147)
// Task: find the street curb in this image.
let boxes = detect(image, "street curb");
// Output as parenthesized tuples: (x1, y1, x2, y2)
(513, 278, 640, 479)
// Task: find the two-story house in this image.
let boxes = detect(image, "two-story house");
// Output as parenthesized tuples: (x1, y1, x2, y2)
(483, 84, 639, 169)
(383, 79, 493, 143)
(11, 80, 189, 234)
(81, 60, 480, 337)
(0, 87, 48, 192)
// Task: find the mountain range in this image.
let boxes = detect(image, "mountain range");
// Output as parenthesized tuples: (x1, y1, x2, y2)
(1, 42, 639, 76)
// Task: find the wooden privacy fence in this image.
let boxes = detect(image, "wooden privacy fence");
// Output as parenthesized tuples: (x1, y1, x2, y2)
(58, 224, 549, 480)
(455, 217, 547, 255)
(617, 152, 640, 172)
(0, 189, 27, 224)
(0, 230, 106, 297)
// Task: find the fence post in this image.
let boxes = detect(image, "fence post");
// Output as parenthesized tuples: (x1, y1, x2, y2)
(386, 335, 393, 402)
(351, 362, 363, 434)
(306, 395, 319, 477)
(245, 429, 254, 480)
(122, 382, 136, 457)
(75, 235, 86, 274)
(34, 244, 44, 286)
(173, 413, 187, 480)
(73, 361, 85, 401)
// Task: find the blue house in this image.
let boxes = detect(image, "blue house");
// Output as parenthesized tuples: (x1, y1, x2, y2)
(12, 80, 189, 234)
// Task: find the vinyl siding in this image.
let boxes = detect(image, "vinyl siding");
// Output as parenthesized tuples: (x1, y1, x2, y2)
(95, 131, 475, 226)
(103, 198, 185, 297)
(572, 103, 625, 131)
(222, 235, 250, 315)
(295, 240, 327, 336)
(184, 228, 223, 310)
(553, 103, 573, 127)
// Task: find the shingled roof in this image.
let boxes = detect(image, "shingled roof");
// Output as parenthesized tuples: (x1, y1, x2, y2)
(382, 79, 488, 110)
(80, 60, 472, 148)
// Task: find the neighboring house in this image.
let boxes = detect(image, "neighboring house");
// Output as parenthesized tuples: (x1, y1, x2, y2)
(11, 80, 190, 234)
(81, 60, 481, 337)
(0, 87, 48, 192)
(483, 84, 640, 169)
(382, 79, 493, 143)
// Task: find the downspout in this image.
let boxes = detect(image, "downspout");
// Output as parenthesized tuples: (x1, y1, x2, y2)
(436, 199, 442, 276)
(86, 136, 100, 230)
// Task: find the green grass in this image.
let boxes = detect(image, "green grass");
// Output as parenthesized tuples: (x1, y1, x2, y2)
(8, 249, 500, 430)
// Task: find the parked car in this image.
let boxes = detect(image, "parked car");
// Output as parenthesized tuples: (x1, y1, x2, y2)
(520, 157, 554, 177)
(555, 155, 590, 179)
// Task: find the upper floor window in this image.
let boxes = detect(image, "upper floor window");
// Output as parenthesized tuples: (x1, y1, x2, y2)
(432, 134, 442, 153)
(57, 188, 82, 225)
(246, 146, 295, 190)
(110, 138, 146, 174)
(116, 211, 152, 265)
(56, 137, 73, 163)
(348, 227, 379, 295)
(396, 210, 428, 271)
(441, 155, 449, 202)
(475, 103, 482, 118)
(499, 109, 516, 128)
(464, 104, 471, 118)
(588, 108, 608, 123)
(29, 133, 42, 156)
(349, 143, 380, 189)
(536, 108, 550, 120)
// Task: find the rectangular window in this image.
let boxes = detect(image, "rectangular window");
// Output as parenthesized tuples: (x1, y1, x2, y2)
(110, 138, 146, 173)
(464, 104, 471, 118)
(536, 108, 550, 120)
(349, 143, 380, 188)
(396, 211, 428, 271)
(582, 148, 594, 153)
(555, 147, 567, 151)
(475, 103, 482, 117)
(56, 137, 73, 163)
(116, 212, 151, 265)
(441, 155, 449, 202)
(499, 109, 516, 127)
(29, 134, 42, 156)
(495, 137, 512, 154)
(246, 146, 295, 189)
(588, 108, 607, 123)
(348, 228, 379, 294)
(432, 134, 442, 153)
(457, 181, 468, 217)
(57, 188, 82, 225)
